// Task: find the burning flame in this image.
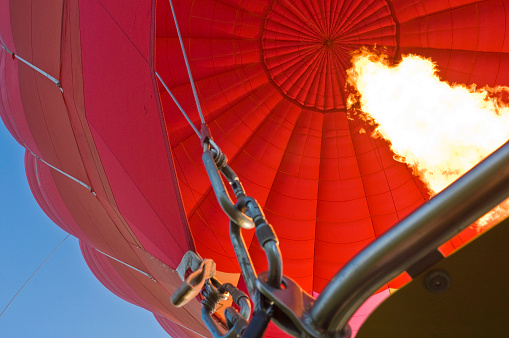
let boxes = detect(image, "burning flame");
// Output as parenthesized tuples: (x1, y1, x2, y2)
(347, 49, 509, 229)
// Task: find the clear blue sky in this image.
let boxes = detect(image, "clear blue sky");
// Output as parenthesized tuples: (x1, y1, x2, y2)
(0, 121, 169, 337)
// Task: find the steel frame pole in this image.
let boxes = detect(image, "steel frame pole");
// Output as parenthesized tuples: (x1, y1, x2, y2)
(311, 139, 509, 334)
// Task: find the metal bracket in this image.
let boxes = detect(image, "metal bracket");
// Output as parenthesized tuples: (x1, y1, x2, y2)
(171, 256, 216, 307)
(256, 272, 322, 337)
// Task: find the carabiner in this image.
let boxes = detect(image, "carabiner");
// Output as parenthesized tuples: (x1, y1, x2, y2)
(202, 138, 255, 229)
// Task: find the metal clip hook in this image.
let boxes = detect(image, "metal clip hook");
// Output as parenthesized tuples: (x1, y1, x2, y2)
(171, 258, 216, 307)
(202, 138, 255, 229)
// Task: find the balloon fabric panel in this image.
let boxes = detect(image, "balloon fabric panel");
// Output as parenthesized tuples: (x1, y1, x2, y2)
(156, 0, 427, 294)
(1, 0, 508, 337)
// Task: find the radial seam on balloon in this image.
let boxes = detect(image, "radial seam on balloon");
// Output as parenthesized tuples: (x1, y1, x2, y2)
(201, 67, 269, 123)
(326, 51, 336, 109)
(262, 40, 319, 53)
(171, 146, 209, 203)
(59, 91, 109, 198)
(313, 112, 333, 290)
(383, 0, 401, 59)
(348, 122, 389, 238)
(87, 125, 188, 256)
(330, 51, 348, 104)
(260, 61, 348, 112)
(399, 46, 506, 63)
(364, 151, 398, 237)
(276, 49, 325, 102)
(68, 187, 145, 268)
(160, 65, 270, 141)
(28, 64, 89, 190)
(164, 80, 282, 208)
(221, 102, 306, 264)
(95, 0, 148, 63)
(304, 51, 327, 106)
(186, 192, 246, 266)
(263, 23, 321, 42)
(335, 0, 378, 35)
(315, 231, 376, 246)
(59, 2, 121, 222)
(264, 44, 320, 70)
(264, 19, 320, 41)
(340, 22, 394, 43)
(193, 232, 234, 260)
(261, 1, 397, 112)
(195, 82, 282, 158)
(325, 0, 339, 34)
(202, 0, 267, 19)
(299, 0, 325, 28)
(424, 1, 488, 20)
(316, 1, 333, 35)
(282, 0, 320, 33)
(331, 0, 349, 34)
(152, 0, 197, 256)
(495, 0, 508, 83)
(59, 18, 151, 252)
(251, 109, 321, 277)
(339, 4, 385, 37)
(263, 113, 310, 180)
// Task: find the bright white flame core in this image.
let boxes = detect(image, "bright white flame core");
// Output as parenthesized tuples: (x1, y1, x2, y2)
(347, 50, 509, 228)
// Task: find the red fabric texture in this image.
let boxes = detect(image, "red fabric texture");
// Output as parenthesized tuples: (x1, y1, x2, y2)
(1, 0, 200, 336)
(1, 0, 508, 337)
(157, 0, 494, 296)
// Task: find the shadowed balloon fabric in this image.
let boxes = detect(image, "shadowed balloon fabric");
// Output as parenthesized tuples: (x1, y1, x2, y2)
(0, 0, 507, 336)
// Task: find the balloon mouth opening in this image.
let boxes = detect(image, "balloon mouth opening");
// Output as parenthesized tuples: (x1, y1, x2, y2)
(260, 0, 398, 112)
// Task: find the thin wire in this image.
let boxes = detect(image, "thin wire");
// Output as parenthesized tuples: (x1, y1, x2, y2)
(155, 72, 201, 138)
(30, 152, 95, 195)
(14, 54, 62, 91)
(1, 42, 62, 91)
(0, 235, 70, 319)
(1, 43, 12, 55)
(167, 0, 206, 124)
(94, 248, 156, 281)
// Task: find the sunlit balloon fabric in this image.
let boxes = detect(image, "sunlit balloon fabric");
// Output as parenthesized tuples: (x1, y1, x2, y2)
(1, 0, 507, 336)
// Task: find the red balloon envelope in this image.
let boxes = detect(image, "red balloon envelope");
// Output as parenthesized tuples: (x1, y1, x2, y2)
(1, 0, 507, 336)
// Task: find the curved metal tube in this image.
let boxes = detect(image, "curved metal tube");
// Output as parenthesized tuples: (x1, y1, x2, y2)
(311, 139, 509, 333)
(263, 241, 283, 289)
(219, 282, 252, 320)
(202, 308, 239, 338)
(201, 283, 251, 338)
(238, 297, 252, 320)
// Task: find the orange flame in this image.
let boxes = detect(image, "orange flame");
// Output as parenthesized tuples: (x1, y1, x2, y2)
(347, 49, 509, 229)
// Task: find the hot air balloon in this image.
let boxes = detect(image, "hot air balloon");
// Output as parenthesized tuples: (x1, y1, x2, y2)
(1, 0, 507, 336)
